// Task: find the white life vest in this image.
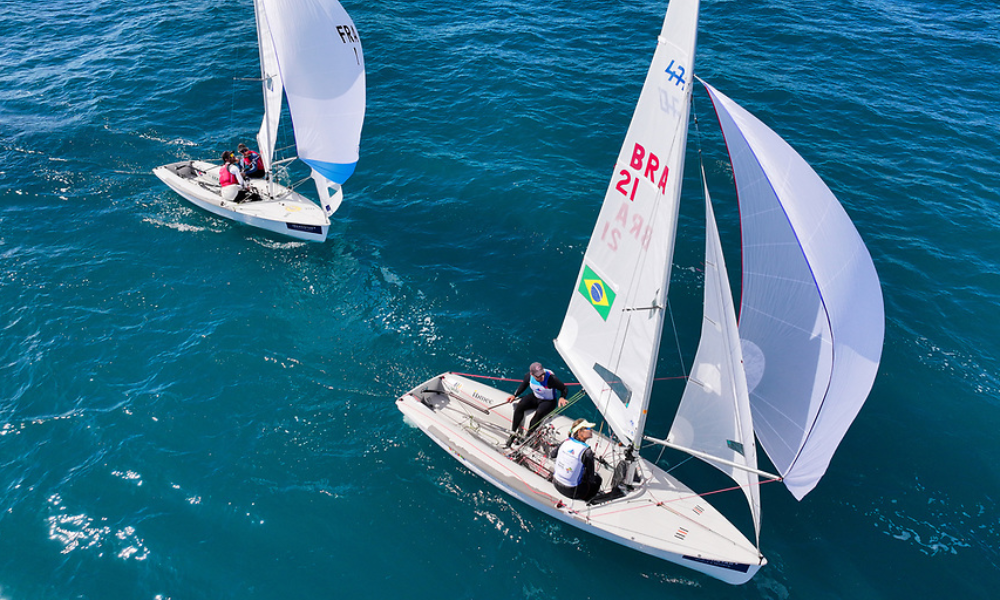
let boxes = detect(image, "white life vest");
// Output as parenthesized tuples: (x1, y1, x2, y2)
(553, 438, 589, 487)
(529, 369, 556, 400)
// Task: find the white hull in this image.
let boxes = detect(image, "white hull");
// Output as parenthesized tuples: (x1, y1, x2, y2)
(396, 373, 765, 585)
(153, 160, 332, 242)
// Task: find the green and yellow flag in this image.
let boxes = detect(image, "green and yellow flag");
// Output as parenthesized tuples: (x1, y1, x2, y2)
(578, 265, 616, 321)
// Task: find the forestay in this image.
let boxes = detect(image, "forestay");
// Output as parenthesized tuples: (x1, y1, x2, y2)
(257, 0, 366, 212)
(555, 0, 699, 449)
(703, 82, 884, 500)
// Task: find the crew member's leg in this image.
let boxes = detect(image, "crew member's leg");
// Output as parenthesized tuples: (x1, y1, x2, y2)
(527, 399, 558, 431)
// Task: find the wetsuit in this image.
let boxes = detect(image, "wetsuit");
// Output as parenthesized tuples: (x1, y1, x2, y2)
(510, 370, 568, 433)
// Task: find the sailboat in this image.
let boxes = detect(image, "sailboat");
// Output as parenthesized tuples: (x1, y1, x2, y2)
(153, 0, 366, 243)
(396, 0, 883, 585)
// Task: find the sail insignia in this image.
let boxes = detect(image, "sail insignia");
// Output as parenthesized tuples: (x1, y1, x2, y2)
(577, 265, 616, 321)
(593, 363, 632, 407)
(727, 440, 745, 456)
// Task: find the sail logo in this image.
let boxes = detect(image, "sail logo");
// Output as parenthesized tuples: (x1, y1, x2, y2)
(578, 265, 616, 320)
(665, 59, 686, 87)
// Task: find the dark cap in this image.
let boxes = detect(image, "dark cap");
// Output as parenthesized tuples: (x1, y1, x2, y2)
(529, 362, 544, 377)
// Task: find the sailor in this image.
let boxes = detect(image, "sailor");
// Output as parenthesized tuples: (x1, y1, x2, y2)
(237, 143, 265, 178)
(552, 418, 603, 501)
(505, 362, 568, 447)
(219, 151, 249, 203)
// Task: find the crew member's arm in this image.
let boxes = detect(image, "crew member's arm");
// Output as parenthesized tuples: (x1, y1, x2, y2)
(507, 374, 531, 402)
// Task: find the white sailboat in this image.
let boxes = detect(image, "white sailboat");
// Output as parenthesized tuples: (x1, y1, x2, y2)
(396, 0, 883, 585)
(154, 0, 366, 243)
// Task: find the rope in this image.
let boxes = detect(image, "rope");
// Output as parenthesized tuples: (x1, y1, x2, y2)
(448, 371, 687, 386)
(508, 390, 587, 458)
(448, 372, 530, 384)
(665, 298, 688, 380)
(663, 454, 693, 475)
(288, 176, 311, 191)
(593, 477, 784, 518)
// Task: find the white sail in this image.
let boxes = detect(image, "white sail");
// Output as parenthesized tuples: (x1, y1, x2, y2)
(254, 0, 284, 172)
(261, 0, 366, 195)
(703, 82, 884, 500)
(555, 0, 699, 448)
(667, 174, 761, 539)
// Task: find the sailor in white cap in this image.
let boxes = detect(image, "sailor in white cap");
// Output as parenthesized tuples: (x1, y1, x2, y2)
(552, 418, 603, 501)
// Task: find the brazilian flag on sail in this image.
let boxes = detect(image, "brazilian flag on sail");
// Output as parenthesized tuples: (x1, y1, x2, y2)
(578, 265, 616, 321)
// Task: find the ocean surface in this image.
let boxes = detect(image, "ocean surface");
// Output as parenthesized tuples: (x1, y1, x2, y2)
(2, 0, 999, 598)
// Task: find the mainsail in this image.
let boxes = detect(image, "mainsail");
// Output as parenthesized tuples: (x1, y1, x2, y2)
(256, 0, 366, 212)
(555, 0, 699, 449)
(254, 0, 284, 173)
(703, 82, 884, 500)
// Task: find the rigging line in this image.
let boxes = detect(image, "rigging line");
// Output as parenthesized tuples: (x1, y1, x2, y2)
(665, 297, 687, 379)
(287, 176, 312, 190)
(663, 454, 694, 475)
(663, 92, 710, 381)
(230, 43, 242, 134)
(592, 477, 784, 519)
(508, 391, 586, 457)
(448, 372, 581, 386)
(447, 371, 688, 385)
(654, 443, 667, 465)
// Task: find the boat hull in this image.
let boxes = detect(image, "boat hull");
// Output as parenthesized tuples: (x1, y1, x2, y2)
(153, 160, 331, 242)
(396, 373, 766, 585)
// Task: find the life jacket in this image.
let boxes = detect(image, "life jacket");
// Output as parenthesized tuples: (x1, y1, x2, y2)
(219, 164, 238, 187)
(553, 438, 589, 487)
(528, 369, 556, 400)
(241, 150, 263, 173)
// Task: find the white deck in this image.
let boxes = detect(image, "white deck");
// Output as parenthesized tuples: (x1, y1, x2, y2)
(396, 373, 765, 585)
(153, 160, 331, 242)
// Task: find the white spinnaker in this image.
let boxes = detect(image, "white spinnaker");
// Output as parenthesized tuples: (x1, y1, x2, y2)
(254, 0, 283, 172)
(703, 82, 884, 500)
(555, 0, 699, 448)
(262, 0, 366, 189)
(668, 174, 760, 540)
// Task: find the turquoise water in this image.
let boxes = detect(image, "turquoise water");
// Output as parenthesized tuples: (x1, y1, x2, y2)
(2, 0, 999, 598)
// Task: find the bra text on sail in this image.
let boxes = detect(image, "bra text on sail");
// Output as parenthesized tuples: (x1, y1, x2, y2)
(600, 200, 653, 252)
